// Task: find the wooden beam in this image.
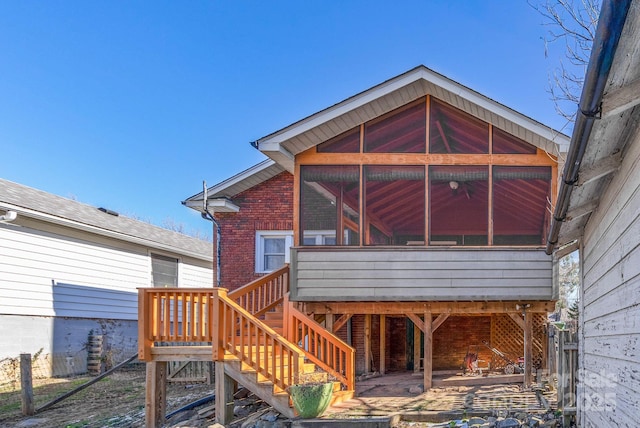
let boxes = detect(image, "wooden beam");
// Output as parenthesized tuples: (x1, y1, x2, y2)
(146, 361, 167, 428)
(576, 154, 622, 186)
(602, 78, 640, 118)
(524, 311, 533, 387)
(555, 241, 580, 259)
(215, 362, 236, 425)
(413, 322, 421, 373)
(379, 315, 386, 375)
(508, 312, 525, 331)
(364, 314, 372, 373)
(406, 313, 425, 332)
(305, 301, 555, 315)
(423, 312, 433, 390)
(432, 313, 450, 332)
(333, 313, 352, 333)
(565, 199, 599, 222)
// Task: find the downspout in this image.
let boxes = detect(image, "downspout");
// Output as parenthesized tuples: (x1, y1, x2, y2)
(545, 0, 632, 255)
(201, 181, 222, 287)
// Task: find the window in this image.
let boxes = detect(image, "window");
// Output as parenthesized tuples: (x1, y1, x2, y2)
(364, 101, 426, 153)
(300, 165, 360, 246)
(255, 231, 293, 273)
(429, 98, 489, 154)
(493, 166, 551, 244)
(429, 165, 489, 245)
(364, 165, 425, 245)
(151, 254, 178, 287)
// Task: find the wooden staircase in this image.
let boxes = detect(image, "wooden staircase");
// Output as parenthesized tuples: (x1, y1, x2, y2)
(138, 265, 355, 425)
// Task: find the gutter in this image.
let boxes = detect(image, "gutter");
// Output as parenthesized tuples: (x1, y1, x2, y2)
(545, 0, 633, 255)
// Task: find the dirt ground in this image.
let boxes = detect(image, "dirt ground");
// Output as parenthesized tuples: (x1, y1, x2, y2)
(0, 366, 557, 428)
(0, 363, 268, 428)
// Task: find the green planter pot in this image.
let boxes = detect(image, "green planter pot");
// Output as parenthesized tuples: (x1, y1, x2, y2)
(287, 382, 333, 418)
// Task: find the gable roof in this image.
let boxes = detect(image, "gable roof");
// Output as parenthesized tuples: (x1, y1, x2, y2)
(0, 178, 213, 261)
(182, 159, 287, 213)
(254, 65, 570, 172)
(546, 0, 638, 255)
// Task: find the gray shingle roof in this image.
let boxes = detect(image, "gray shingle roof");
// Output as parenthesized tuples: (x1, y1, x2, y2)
(0, 178, 212, 261)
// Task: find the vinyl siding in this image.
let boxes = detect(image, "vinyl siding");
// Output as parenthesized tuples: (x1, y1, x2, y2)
(290, 248, 553, 301)
(579, 129, 640, 427)
(0, 219, 212, 319)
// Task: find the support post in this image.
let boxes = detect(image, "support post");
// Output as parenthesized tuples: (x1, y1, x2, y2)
(215, 362, 236, 425)
(145, 361, 167, 428)
(524, 309, 533, 386)
(20, 354, 34, 416)
(423, 312, 433, 390)
(379, 314, 386, 375)
(325, 312, 333, 332)
(413, 321, 421, 373)
(364, 314, 371, 373)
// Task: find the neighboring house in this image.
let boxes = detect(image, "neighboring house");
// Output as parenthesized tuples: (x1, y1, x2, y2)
(184, 65, 569, 383)
(0, 179, 213, 377)
(546, 1, 639, 426)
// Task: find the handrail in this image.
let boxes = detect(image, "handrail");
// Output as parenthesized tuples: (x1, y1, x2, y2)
(138, 286, 306, 392)
(283, 293, 356, 390)
(228, 265, 289, 317)
(217, 288, 305, 391)
(138, 288, 215, 360)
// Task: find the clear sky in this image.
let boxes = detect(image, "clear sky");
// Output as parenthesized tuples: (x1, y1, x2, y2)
(0, 1, 574, 241)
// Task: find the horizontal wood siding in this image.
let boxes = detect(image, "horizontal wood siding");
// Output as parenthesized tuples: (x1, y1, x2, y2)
(580, 129, 640, 427)
(0, 220, 212, 318)
(290, 248, 552, 301)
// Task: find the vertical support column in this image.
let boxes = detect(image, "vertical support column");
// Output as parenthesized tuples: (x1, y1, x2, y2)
(20, 354, 34, 416)
(146, 361, 167, 428)
(413, 322, 421, 373)
(379, 314, 386, 375)
(325, 312, 334, 332)
(364, 314, 371, 373)
(524, 310, 533, 386)
(215, 362, 236, 425)
(423, 312, 433, 390)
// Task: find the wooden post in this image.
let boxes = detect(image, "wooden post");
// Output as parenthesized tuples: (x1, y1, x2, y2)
(215, 362, 236, 425)
(212, 288, 227, 361)
(413, 320, 421, 373)
(145, 361, 167, 428)
(364, 314, 371, 373)
(524, 309, 533, 387)
(138, 288, 152, 361)
(20, 354, 34, 416)
(379, 314, 386, 375)
(423, 312, 433, 390)
(325, 312, 334, 332)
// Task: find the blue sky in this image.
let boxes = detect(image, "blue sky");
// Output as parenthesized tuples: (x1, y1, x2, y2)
(0, 1, 574, 240)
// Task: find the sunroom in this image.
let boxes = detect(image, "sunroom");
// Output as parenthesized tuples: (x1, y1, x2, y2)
(290, 95, 558, 302)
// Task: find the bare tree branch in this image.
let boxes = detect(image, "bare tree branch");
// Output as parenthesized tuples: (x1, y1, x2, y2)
(530, 0, 601, 123)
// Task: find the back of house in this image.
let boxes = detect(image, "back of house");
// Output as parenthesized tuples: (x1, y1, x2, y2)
(184, 65, 569, 385)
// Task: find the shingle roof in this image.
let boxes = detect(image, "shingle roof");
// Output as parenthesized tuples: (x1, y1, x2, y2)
(0, 178, 212, 261)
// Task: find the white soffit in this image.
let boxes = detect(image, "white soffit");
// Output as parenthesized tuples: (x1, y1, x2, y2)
(256, 66, 570, 171)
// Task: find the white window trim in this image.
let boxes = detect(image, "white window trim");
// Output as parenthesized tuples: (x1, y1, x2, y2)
(302, 229, 347, 245)
(255, 231, 293, 273)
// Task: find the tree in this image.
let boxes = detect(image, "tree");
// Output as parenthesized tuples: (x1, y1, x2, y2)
(557, 251, 580, 316)
(530, 0, 601, 124)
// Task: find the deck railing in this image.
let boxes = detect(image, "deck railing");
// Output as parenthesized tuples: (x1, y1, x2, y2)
(138, 264, 354, 392)
(218, 288, 305, 390)
(283, 293, 355, 390)
(228, 265, 289, 317)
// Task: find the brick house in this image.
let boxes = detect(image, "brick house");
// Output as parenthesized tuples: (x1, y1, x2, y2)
(142, 65, 569, 423)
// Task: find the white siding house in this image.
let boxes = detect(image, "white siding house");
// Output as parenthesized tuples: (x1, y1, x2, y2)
(546, 1, 639, 425)
(0, 179, 213, 376)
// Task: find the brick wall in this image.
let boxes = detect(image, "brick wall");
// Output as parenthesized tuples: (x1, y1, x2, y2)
(215, 171, 293, 291)
(432, 316, 493, 370)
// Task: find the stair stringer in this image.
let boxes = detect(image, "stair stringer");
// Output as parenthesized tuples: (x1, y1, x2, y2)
(222, 357, 295, 419)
